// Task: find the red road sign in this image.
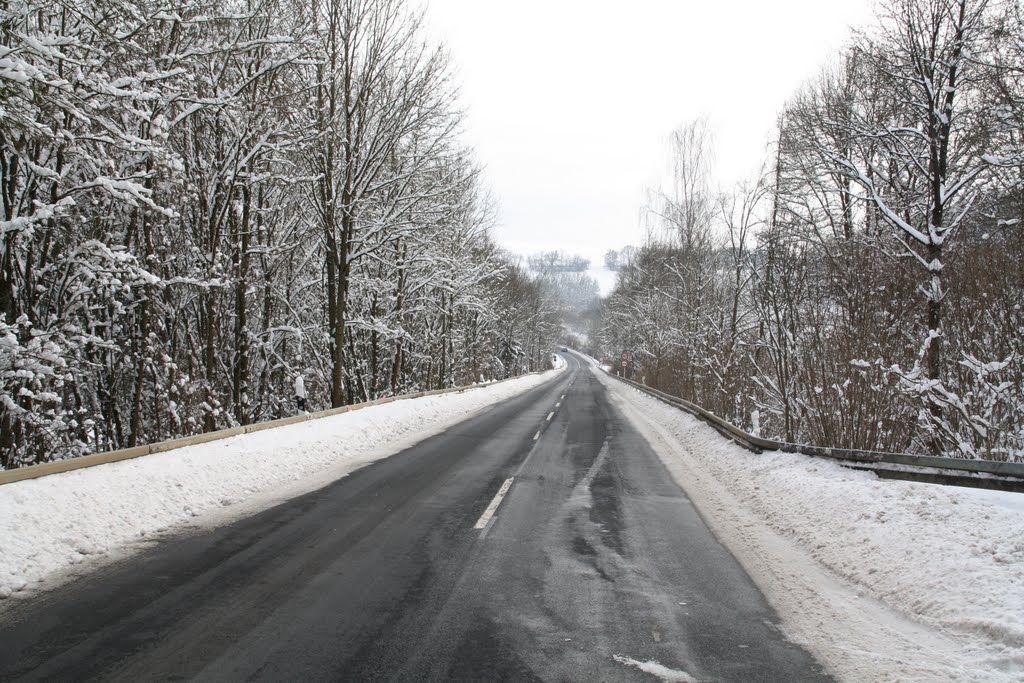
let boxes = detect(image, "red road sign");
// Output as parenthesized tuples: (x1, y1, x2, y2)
(621, 359, 628, 368)
(620, 351, 628, 361)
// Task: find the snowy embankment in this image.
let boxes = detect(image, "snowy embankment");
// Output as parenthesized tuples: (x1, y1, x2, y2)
(597, 369, 1024, 683)
(0, 369, 562, 602)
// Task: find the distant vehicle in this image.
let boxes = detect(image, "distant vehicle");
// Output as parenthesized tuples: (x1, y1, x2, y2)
(559, 346, 568, 352)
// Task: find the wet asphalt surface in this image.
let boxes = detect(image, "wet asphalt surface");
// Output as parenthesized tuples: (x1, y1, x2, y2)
(0, 354, 831, 681)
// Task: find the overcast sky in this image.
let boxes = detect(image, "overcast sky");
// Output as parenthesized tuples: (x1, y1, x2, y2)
(426, 0, 874, 285)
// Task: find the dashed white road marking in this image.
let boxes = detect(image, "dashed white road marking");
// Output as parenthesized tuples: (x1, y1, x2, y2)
(473, 477, 515, 530)
(478, 369, 577, 533)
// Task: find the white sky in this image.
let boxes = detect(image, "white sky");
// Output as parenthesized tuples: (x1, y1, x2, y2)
(426, 0, 875, 287)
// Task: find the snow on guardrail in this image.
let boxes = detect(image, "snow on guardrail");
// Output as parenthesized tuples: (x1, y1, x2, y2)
(608, 373, 1024, 493)
(0, 371, 550, 487)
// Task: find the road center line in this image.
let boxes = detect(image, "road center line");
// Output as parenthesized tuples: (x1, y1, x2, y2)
(533, 431, 540, 441)
(473, 477, 514, 530)
(546, 411, 554, 421)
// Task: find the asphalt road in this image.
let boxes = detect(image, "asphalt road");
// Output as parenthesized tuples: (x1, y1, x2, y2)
(0, 354, 831, 682)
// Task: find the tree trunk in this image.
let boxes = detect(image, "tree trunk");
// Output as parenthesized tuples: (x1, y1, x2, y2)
(204, 292, 217, 433)
(233, 187, 251, 425)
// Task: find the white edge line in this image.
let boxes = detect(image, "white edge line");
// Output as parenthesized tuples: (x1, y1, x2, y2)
(546, 412, 554, 421)
(473, 477, 515, 530)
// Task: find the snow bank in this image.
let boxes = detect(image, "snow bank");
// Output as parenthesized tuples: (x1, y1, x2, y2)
(598, 369, 1024, 683)
(0, 370, 561, 601)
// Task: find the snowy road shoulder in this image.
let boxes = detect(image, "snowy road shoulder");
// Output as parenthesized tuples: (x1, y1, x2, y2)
(597, 369, 1024, 683)
(0, 370, 563, 603)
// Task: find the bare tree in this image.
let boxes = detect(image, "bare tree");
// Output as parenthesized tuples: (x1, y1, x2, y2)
(825, 0, 993, 453)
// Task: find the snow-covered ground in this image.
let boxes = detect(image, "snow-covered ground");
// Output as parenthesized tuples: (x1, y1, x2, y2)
(0, 369, 562, 602)
(597, 367, 1024, 683)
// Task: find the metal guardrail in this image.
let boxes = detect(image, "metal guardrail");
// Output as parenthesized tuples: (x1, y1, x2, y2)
(609, 373, 1024, 493)
(0, 371, 550, 487)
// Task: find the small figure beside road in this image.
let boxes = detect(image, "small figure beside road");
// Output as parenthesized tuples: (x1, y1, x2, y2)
(294, 372, 307, 412)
